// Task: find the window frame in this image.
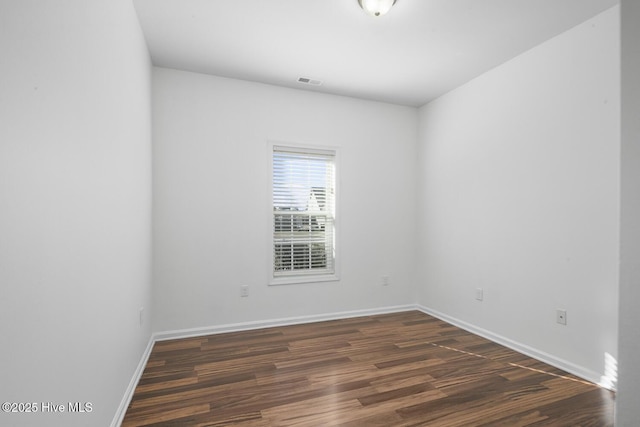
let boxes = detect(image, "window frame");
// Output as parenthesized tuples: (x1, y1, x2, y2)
(268, 141, 340, 286)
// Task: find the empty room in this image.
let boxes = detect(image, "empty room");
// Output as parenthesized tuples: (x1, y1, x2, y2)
(2, 0, 640, 426)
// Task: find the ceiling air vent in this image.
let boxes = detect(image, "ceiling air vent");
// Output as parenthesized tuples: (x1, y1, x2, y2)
(297, 77, 323, 86)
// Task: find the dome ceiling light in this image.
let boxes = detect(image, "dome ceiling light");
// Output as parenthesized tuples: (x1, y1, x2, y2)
(358, 0, 397, 17)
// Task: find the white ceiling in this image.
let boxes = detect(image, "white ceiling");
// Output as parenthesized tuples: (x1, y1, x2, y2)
(133, 0, 618, 107)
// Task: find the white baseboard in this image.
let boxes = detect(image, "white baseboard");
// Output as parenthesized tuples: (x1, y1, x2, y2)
(111, 335, 155, 427)
(154, 304, 416, 342)
(416, 304, 612, 390)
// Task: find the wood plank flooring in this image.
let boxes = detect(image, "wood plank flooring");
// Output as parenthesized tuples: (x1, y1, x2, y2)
(122, 311, 614, 426)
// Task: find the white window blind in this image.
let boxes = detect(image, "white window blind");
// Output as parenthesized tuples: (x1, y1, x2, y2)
(272, 145, 336, 279)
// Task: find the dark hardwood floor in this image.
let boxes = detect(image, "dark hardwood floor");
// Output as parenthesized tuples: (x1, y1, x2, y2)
(122, 311, 614, 426)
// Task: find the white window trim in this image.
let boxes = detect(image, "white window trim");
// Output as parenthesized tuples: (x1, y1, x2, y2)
(268, 140, 340, 286)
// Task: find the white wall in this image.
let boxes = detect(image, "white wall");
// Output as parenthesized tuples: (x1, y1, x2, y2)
(616, 0, 640, 424)
(416, 6, 619, 383)
(152, 68, 418, 332)
(0, 2, 152, 426)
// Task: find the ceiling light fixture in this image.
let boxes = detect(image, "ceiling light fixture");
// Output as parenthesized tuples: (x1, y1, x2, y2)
(358, 0, 397, 17)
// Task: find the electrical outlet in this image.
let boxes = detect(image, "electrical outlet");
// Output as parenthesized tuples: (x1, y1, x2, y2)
(556, 309, 567, 325)
(241, 285, 249, 297)
(475, 288, 484, 301)
(381, 275, 389, 286)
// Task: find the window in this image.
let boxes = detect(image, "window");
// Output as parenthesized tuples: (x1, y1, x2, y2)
(270, 144, 337, 284)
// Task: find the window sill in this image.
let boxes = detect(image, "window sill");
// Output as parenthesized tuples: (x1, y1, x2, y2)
(269, 274, 340, 286)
